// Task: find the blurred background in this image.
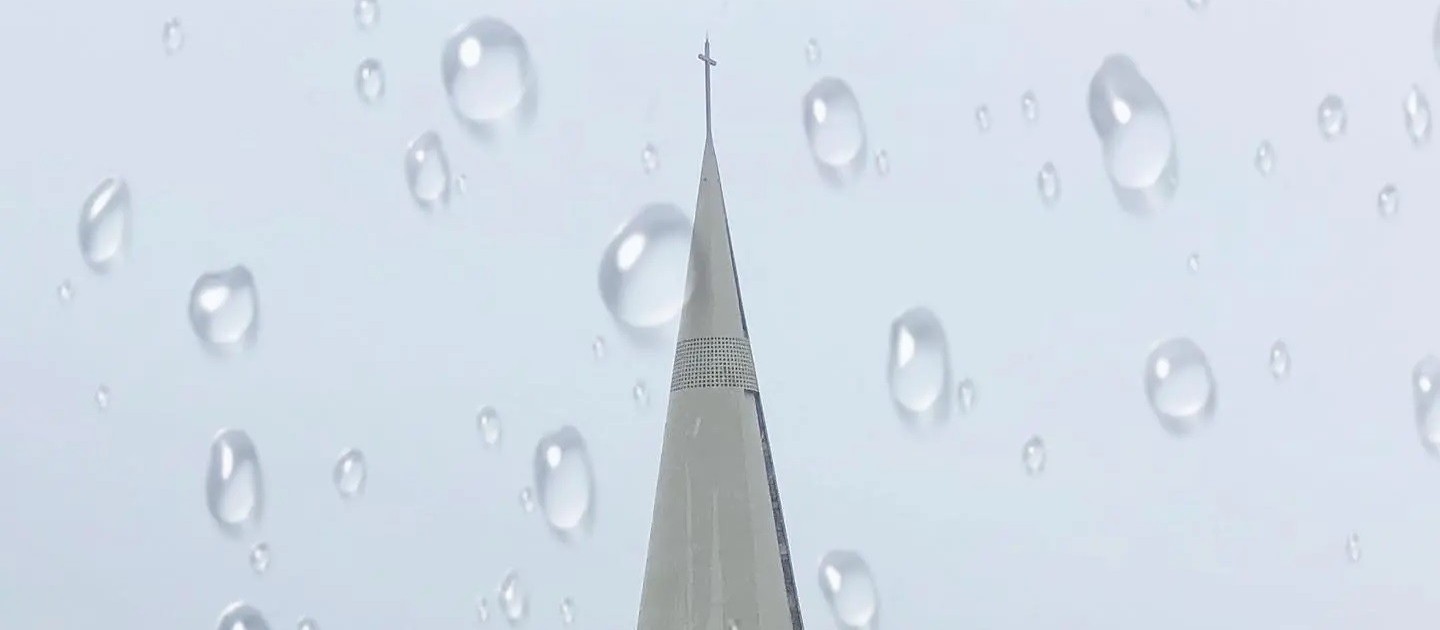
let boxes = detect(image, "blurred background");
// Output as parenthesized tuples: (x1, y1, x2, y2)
(4, 0, 1440, 627)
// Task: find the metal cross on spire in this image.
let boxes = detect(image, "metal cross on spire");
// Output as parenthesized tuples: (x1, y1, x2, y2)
(698, 36, 717, 138)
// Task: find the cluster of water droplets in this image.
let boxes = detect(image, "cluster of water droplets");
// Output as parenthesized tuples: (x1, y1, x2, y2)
(1087, 55, 1179, 214)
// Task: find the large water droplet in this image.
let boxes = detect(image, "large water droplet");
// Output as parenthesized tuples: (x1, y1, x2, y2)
(597, 203, 691, 335)
(206, 428, 264, 535)
(354, 0, 378, 30)
(355, 58, 384, 104)
(78, 177, 131, 272)
(1412, 356, 1440, 456)
(818, 550, 879, 630)
(1143, 337, 1217, 436)
(440, 18, 537, 140)
(404, 131, 451, 209)
(534, 425, 595, 540)
(333, 448, 367, 499)
(1022, 436, 1046, 477)
(805, 38, 821, 66)
(560, 597, 575, 625)
(802, 77, 868, 185)
(217, 602, 270, 630)
(1269, 340, 1290, 380)
(1088, 55, 1179, 214)
(1346, 532, 1362, 563)
(1405, 85, 1431, 146)
(641, 143, 659, 174)
(189, 265, 260, 353)
(499, 570, 528, 625)
(1254, 141, 1275, 176)
(1318, 95, 1347, 140)
(1037, 162, 1060, 206)
(975, 105, 991, 132)
(162, 19, 184, 55)
(95, 385, 110, 411)
(477, 406, 501, 448)
(249, 541, 271, 575)
(1377, 184, 1399, 219)
(887, 307, 951, 428)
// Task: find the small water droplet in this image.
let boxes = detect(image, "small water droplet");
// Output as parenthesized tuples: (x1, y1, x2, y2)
(802, 77, 868, 185)
(1405, 86, 1431, 146)
(1412, 356, 1440, 455)
(1037, 162, 1061, 206)
(477, 406, 501, 448)
(1377, 184, 1399, 219)
(598, 203, 692, 335)
(1088, 55, 1179, 214)
(874, 150, 890, 177)
(633, 380, 649, 408)
(1021, 90, 1039, 123)
(57, 280, 73, 304)
(78, 177, 131, 273)
(205, 428, 264, 535)
(1346, 532, 1362, 563)
(441, 18, 537, 139)
(354, 0, 378, 30)
(888, 307, 951, 428)
(1254, 141, 1275, 176)
(1144, 337, 1217, 437)
(162, 19, 184, 55)
(818, 550, 879, 630)
(404, 131, 451, 209)
(95, 385, 110, 411)
(975, 105, 991, 132)
(355, 58, 385, 104)
(641, 143, 659, 174)
(475, 597, 491, 623)
(1318, 95, 1347, 140)
(1022, 436, 1046, 477)
(498, 570, 528, 625)
(188, 265, 260, 353)
(534, 426, 596, 540)
(1186, 0, 1208, 10)
(560, 597, 575, 625)
(454, 174, 468, 196)
(519, 487, 535, 513)
(1268, 340, 1290, 380)
(805, 38, 821, 66)
(956, 378, 975, 414)
(1186, 252, 1200, 273)
(726, 620, 741, 630)
(333, 448, 367, 499)
(249, 541, 271, 575)
(217, 602, 270, 630)
(296, 617, 319, 630)
(591, 336, 606, 360)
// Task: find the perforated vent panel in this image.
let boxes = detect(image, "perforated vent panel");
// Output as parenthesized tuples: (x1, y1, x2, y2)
(670, 336, 758, 392)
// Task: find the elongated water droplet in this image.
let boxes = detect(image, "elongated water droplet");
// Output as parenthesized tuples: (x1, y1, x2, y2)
(819, 550, 879, 630)
(1346, 532, 1362, 563)
(477, 406, 501, 448)
(1022, 436, 1046, 477)
(78, 177, 131, 272)
(217, 602, 270, 630)
(1037, 162, 1060, 206)
(1088, 55, 1179, 214)
(560, 597, 575, 625)
(297, 617, 319, 630)
(975, 105, 991, 132)
(206, 428, 264, 535)
(57, 280, 74, 304)
(888, 307, 951, 428)
(498, 570, 528, 625)
(1405, 85, 1431, 145)
(1413, 356, 1440, 456)
(802, 77, 868, 185)
(1021, 90, 1039, 123)
(333, 448, 367, 499)
(1186, 252, 1200, 273)
(475, 597, 491, 623)
(591, 336, 606, 360)
(355, 58, 384, 104)
(249, 541, 271, 574)
(354, 0, 378, 30)
(404, 131, 451, 209)
(1269, 340, 1290, 380)
(519, 487, 535, 513)
(162, 19, 184, 55)
(454, 174, 467, 196)
(441, 18, 537, 140)
(1318, 95, 1347, 140)
(956, 378, 975, 414)
(805, 38, 821, 65)
(874, 150, 890, 177)
(597, 203, 691, 334)
(1254, 141, 1275, 176)
(1144, 337, 1217, 436)
(95, 385, 110, 411)
(1377, 184, 1399, 219)
(641, 143, 659, 174)
(189, 265, 260, 353)
(534, 425, 595, 540)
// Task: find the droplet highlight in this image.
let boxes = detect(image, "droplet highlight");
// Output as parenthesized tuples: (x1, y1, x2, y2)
(597, 203, 691, 334)
(78, 177, 131, 273)
(818, 550, 879, 630)
(355, 58, 385, 104)
(1143, 337, 1217, 437)
(802, 77, 868, 185)
(534, 425, 596, 540)
(1405, 85, 1431, 146)
(188, 265, 260, 353)
(887, 307, 951, 428)
(1088, 55, 1179, 214)
(333, 448, 367, 499)
(205, 428, 264, 535)
(441, 18, 537, 139)
(1318, 95, 1347, 140)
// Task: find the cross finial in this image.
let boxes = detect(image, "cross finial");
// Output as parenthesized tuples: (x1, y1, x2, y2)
(698, 36, 717, 138)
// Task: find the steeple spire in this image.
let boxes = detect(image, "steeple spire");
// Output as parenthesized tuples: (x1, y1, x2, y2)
(698, 36, 717, 139)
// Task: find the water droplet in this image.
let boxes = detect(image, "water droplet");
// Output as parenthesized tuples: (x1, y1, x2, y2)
(249, 541, 271, 575)
(354, 0, 378, 30)
(818, 550, 879, 630)
(1186, 0, 1208, 10)
(1143, 337, 1217, 437)
(597, 203, 691, 334)
(188, 265, 260, 353)
(217, 602, 270, 630)
(591, 336, 606, 360)
(454, 174, 468, 196)
(1412, 356, 1440, 455)
(57, 280, 74, 304)
(498, 570, 528, 624)
(1088, 55, 1179, 214)
(1377, 184, 1399, 219)
(475, 597, 491, 623)
(477, 406, 501, 448)
(1037, 162, 1061, 206)
(802, 77, 868, 185)
(333, 448, 367, 499)
(78, 177, 131, 273)
(1318, 95, 1347, 140)
(205, 428, 264, 535)
(1405, 85, 1431, 145)
(634, 380, 649, 407)
(1269, 340, 1290, 380)
(441, 18, 537, 139)
(1186, 252, 1200, 273)
(887, 307, 951, 428)
(519, 487, 535, 513)
(162, 19, 184, 55)
(1254, 141, 1275, 176)
(726, 620, 741, 630)
(534, 425, 596, 540)
(805, 38, 821, 66)
(404, 131, 451, 210)
(560, 597, 575, 625)
(975, 105, 991, 132)
(95, 385, 110, 411)
(641, 143, 659, 174)
(1346, 532, 1362, 563)
(1021, 90, 1039, 123)
(956, 378, 975, 414)
(355, 58, 385, 104)
(296, 617, 319, 630)
(874, 150, 890, 177)
(1022, 436, 1046, 477)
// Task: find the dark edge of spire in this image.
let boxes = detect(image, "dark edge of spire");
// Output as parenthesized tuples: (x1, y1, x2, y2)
(751, 392, 805, 628)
